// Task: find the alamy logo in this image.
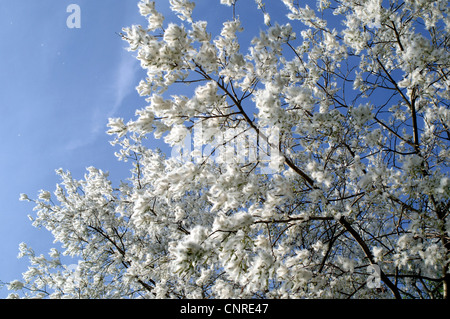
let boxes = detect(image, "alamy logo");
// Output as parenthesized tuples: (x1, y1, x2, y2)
(66, 4, 81, 29)
(171, 122, 282, 174)
(66, 263, 82, 285)
(367, 264, 381, 289)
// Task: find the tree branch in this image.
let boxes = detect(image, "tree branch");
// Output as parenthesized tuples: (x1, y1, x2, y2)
(338, 216, 402, 299)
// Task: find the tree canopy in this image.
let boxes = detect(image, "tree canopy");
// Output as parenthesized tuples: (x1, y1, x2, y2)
(6, 0, 450, 299)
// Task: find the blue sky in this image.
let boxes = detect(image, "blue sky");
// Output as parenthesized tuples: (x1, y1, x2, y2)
(0, 0, 154, 297)
(0, 0, 296, 297)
